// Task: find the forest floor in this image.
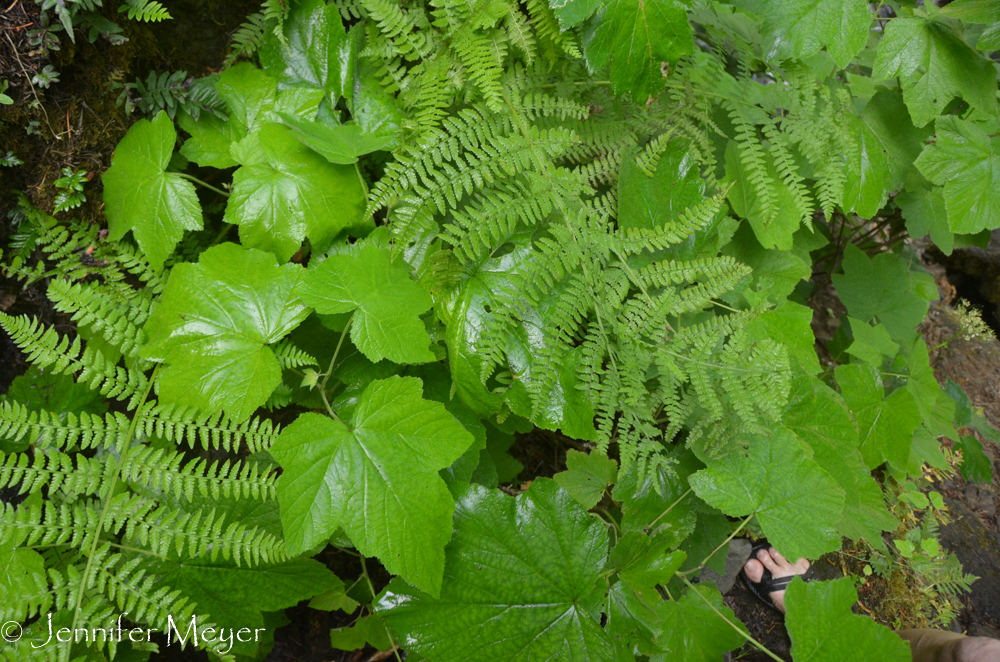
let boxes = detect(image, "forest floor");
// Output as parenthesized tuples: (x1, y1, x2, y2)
(2, 3, 1000, 661)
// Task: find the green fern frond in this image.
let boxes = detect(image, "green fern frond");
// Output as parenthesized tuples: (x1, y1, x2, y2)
(272, 339, 318, 369)
(119, 0, 172, 22)
(725, 98, 774, 222)
(225, 12, 272, 67)
(524, 0, 579, 60)
(46, 279, 151, 358)
(120, 446, 278, 501)
(2, 494, 285, 566)
(0, 400, 279, 453)
(264, 383, 294, 411)
(0, 313, 147, 407)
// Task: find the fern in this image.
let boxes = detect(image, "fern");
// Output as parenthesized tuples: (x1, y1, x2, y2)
(118, 0, 171, 22)
(0, 313, 148, 407)
(0, 201, 292, 660)
(0, 400, 279, 453)
(272, 339, 318, 369)
(225, 0, 292, 67)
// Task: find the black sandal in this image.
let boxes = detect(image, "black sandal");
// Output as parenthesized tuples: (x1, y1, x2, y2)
(739, 539, 816, 613)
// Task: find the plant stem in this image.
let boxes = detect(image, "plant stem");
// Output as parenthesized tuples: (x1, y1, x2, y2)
(210, 222, 234, 246)
(176, 172, 231, 197)
(645, 487, 692, 532)
(679, 576, 785, 662)
(321, 313, 354, 392)
(360, 556, 404, 662)
(66, 367, 158, 662)
(696, 513, 754, 571)
(594, 507, 622, 537)
(318, 313, 355, 422)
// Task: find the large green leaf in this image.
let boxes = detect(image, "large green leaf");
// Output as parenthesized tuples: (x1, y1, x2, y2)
(178, 110, 242, 169)
(260, 0, 353, 101)
(842, 90, 930, 218)
(618, 144, 704, 232)
(689, 427, 845, 559)
(141, 243, 310, 421)
(784, 374, 897, 547)
(845, 319, 899, 366)
(785, 578, 911, 662)
(724, 140, 802, 250)
(439, 237, 533, 416)
(156, 557, 340, 657)
(277, 112, 393, 165)
(745, 299, 821, 374)
(651, 584, 747, 662)
(376, 479, 616, 661)
(836, 363, 920, 470)
(503, 303, 600, 441)
(269, 377, 474, 596)
(581, 0, 694, 100)
(553, 449, 618, 509)
(941, 0, 1000, 50)
(296, 243, 435, 364)
(914, 116, 1000, 235)
(102, 110, 202, 270)
(906, 338, 957, 440)
(872, 13, 996, 126)
(224, 123, 366, 262)
(217, 63, 278, 136)
(605, 533, 686, 653)
(613, 450, 699, 547)
(756, 0, 871, 67)
(897, 184, 954, 254)
(831, 244, 929, 343)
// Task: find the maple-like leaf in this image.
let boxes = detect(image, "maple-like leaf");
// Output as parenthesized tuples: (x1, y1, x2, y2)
(103, 110, 202, 270)
(270, 377, 475, 596)
(141, 243, 310, 421)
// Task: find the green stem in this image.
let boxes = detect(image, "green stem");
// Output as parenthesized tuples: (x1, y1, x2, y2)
(321, 313, 354, 392)
(354, 161, 370, 197)
(210, 222, 234, 246)
(360, 556, 404, 662)
(318, 313, 355, 422)
(594, 507, 622, 537)
(678, 576, 785, 662)
(66, 366, 159, 662)
(645, 487, 692, 532)
(695, 513, 754, 572)
(176, 172, 231, 198)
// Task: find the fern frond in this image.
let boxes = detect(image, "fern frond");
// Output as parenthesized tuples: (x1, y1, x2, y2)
(119, 0, 172, 22)
(120, 446, 278, 501)
(46, 279, 151, 358)
(272, 339, 318, 369)
(2, 494, 285, 566)
(0, 313, 147, 407)
(0, 400, 279, 453)
(725, 98, 774, 222)
(225, 12, 272, 67)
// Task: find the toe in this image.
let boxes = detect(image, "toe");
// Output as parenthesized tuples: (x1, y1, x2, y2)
(757, 549, 781, 574)
(769, 547, 788, 565)
(744, 558, 764, 583)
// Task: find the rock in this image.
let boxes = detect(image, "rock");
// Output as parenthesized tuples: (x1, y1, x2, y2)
(718, 538, 751, 595)
(964, 483, 998, 519)
(926, 230, 1000, 328)
(939, 502, 1000, 625)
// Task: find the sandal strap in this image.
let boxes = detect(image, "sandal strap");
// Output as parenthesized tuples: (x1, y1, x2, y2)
(767, 572, 813, 592)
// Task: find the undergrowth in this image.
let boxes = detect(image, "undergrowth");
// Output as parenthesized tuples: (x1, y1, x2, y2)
(3, 0, 1000, 661)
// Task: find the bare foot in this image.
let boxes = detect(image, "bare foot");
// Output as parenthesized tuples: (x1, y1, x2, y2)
(743, 546, 811, 614)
